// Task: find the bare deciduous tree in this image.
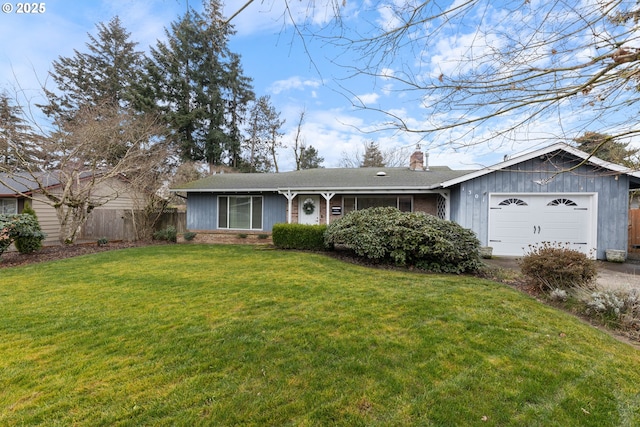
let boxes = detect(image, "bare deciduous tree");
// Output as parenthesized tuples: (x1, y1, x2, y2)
(0, 101, 169, 243)
(235, 1, 640, 155)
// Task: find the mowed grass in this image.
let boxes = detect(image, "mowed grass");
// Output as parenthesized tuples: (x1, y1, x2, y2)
(1, 245, 639, 426)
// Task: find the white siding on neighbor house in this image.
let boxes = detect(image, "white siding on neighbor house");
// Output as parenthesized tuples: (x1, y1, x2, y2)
(27, 178, 140, 244)
(30, 195, 60, 244)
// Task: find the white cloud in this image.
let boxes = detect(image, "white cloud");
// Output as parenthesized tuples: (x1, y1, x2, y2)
(269, 76, 322, 95)
(354, 92, 379, 105)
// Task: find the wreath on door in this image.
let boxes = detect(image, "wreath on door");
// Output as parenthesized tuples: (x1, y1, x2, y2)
(302, 198, 316, 215)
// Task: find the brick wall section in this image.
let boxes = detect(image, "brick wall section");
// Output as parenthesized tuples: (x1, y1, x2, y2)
(414, 194, 439, 215)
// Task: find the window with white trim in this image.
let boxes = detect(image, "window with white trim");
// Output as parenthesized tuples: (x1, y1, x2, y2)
(343, 196, 413, 214)
(0, 198, 17, 214)
(218, 196, 263, 230)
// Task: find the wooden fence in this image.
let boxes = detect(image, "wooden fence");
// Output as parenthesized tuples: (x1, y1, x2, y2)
(629, 209, 640, 256)
(78, 209, 186, 242)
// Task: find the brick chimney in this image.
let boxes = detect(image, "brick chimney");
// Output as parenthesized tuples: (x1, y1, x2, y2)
(409, 150, 428, 171)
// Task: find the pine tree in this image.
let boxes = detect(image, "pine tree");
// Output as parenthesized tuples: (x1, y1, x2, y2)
(0, 92, 39, 170)
(299, 145, 324, 169)
(574, 132, 638, 167)
(361, 141, 385, 167)
(146, 0, 254, 169)
(40, 16, 145, 119)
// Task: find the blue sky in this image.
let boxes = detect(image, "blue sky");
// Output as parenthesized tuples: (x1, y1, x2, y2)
(1, 0, 636, 172)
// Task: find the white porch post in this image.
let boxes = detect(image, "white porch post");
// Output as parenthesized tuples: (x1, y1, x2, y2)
(321, 192, 336, 225)
(281, 190, 298, 223)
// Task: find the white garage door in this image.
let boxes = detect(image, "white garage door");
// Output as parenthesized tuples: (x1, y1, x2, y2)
(488, 193, 597, 257)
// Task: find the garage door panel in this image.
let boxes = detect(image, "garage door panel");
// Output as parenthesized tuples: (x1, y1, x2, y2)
(489, 194, 595, 257)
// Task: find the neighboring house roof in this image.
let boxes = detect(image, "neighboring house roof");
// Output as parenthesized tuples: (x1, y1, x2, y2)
(0, 172, 60, 197)
(0, 171, 117, 197)
(172, 166, 474, 194)
(441, 142, 640, 188)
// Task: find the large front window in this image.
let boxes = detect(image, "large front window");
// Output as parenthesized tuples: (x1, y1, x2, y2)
(218, 196, 263, 230)
(343, 196, 412, 214)
(0, 198, 17, 214)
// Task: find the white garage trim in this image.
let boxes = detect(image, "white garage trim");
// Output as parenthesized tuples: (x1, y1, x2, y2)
(488, 193, 598, 258)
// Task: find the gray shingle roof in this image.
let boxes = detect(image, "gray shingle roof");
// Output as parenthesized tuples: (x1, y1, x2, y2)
(172, 166, 474, 193)
(0, 172, 60, 196)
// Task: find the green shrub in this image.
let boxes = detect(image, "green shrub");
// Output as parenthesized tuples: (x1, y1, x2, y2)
(183, 231, 197, 241)
(14, 203, 45, 254)
(519, 242, 597, 292)
(1, 213, 46, 256)
(153, 226, 177, 243)
(272, 223, 327, 251)
(324, 207, 481, 274)
(237, 233, 248, 239)
(97, 237, 109, 247)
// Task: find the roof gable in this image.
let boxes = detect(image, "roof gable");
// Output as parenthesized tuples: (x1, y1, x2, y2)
(440, 142, 640, 188)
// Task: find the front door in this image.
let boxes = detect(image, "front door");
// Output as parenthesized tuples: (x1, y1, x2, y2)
(299, 195, 320, 225)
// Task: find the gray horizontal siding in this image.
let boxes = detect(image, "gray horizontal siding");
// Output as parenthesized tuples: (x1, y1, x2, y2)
(450, 155, 629, 259)
(186, 192, 286, 232)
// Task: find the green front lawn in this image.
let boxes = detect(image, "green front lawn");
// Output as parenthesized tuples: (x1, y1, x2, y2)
(1, 245, 639, 426)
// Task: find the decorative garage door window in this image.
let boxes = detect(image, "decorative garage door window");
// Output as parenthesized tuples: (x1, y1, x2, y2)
(498, 198, 528, 206)
(547, 198, 577, 206)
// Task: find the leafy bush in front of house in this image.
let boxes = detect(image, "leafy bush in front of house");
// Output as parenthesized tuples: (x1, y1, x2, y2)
(324, 207, 481, 274)
(14, 203, 45, 254)
(183, 231, 197, 241)
(272, 223, 327, 251)
(519, 242, 597, 292)
(153, 226, 177, 243)
(0, 213, 47, 257)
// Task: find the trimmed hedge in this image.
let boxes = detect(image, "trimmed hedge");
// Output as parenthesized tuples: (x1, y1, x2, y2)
(272, 223, 327, 251)
(324, 207, 481, 273)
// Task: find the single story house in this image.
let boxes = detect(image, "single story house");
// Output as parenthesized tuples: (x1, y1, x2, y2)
(172, 143, 640, 259)
(0, 172, 141, 244)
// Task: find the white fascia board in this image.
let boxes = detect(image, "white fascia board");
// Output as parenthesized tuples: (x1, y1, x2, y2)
(169, 187, 280, 193)
(171, 186, 444, 194)
(277, 186, 442, 194)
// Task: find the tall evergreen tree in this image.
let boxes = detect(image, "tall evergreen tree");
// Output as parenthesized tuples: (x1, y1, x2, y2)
(0, 92, 39, 170)
(574, 132, 639, 167)
(225, 53, 254, 168)
(41, 16, 145, 119)
(146, 0, 254, 169)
